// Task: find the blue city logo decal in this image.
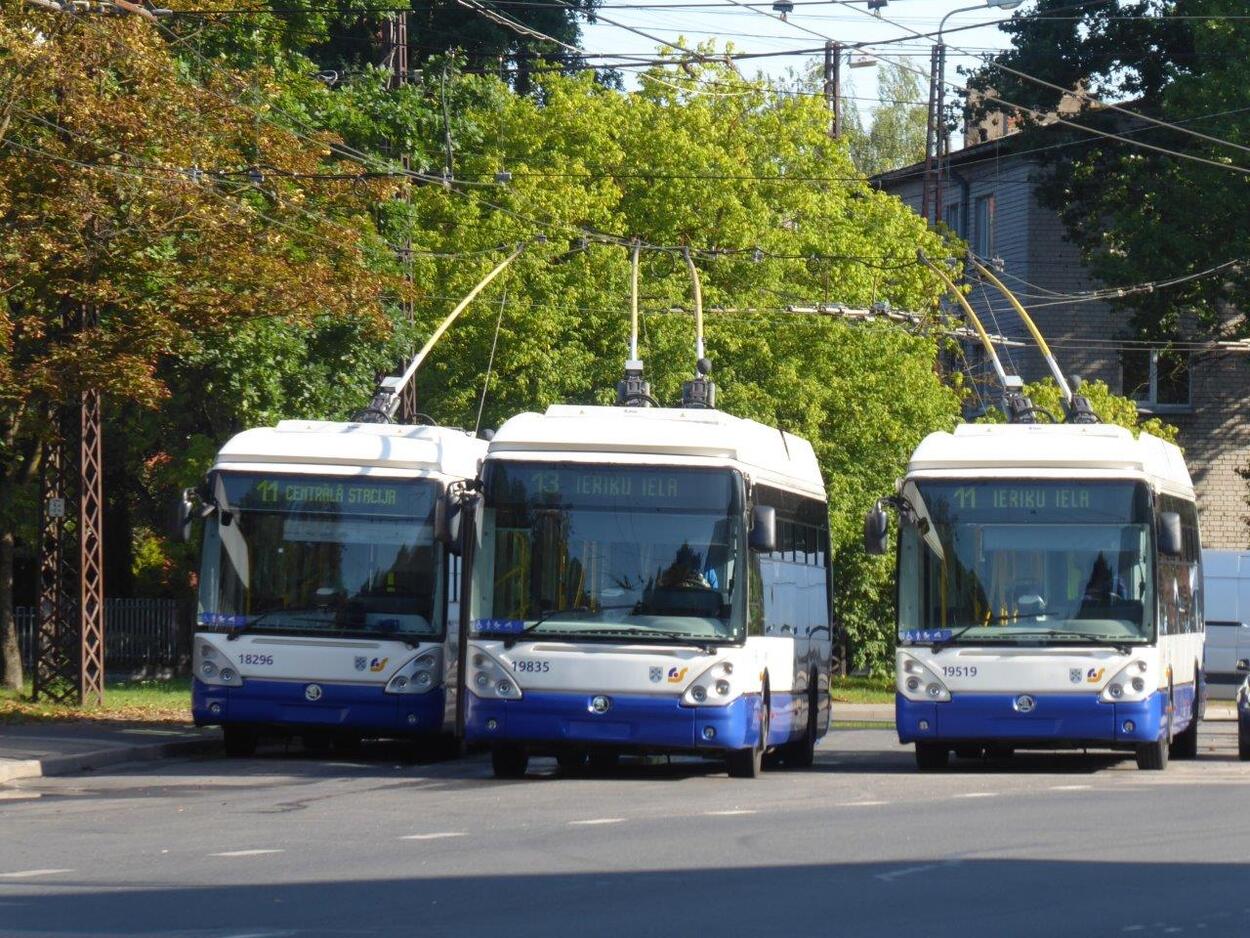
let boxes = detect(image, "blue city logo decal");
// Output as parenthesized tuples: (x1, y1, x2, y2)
(1069, 668, 1083, 684)
(902, 629, 953, 643)
(199, 612, 248, 627)
(354, 656, 368, 672)
(472, 618, 525, 635)
(649, 666, 663, 683)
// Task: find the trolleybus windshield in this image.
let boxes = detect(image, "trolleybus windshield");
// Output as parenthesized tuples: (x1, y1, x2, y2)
(474, 462, 744, 642)
(898, 479, 1156, 646)
(197, 473, 442, 638)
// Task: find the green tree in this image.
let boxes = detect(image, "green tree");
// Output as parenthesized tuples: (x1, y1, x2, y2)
(980, 378, 1179, 443)
(848, 60, 929, 177)
(0, 7, 405, 689)
(392, 64, 964, 670)
(968, 0, 1250, 339)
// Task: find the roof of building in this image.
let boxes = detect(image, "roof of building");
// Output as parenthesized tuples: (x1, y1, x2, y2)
(906, 422, 1194, 496)
(488, 405, 826, 499)
(212, 420, 486, 479)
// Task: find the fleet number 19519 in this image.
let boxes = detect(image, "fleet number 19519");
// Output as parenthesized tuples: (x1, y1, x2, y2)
(941, 665, 977, 678)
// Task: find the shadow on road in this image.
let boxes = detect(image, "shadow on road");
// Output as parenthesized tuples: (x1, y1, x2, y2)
(4, 859, 1249, 937)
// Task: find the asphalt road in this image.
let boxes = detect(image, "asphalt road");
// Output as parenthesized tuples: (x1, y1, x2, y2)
(3, 722, 1249, 938)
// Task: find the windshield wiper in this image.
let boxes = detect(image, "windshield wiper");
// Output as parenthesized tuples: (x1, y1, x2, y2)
(596, 626, 721, 654)
(225, 607, 328, 640)
(503, 604, 637, 646)
(928, 624, 982, 653)
(999, 631, 1138, 655)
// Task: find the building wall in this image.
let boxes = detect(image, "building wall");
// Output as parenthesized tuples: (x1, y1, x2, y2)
(877, 149, 1250, 548)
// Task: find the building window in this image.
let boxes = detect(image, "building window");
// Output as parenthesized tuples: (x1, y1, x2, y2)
(974, 194, 995, 259)
(1122, 348, 1191, 412)
(943, 202, 962, 237)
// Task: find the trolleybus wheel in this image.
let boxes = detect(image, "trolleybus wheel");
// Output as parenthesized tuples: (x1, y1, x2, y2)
(915, 742, 949, 771)
(491, 745, 529, 779)
(588, 750, 621, 773)
(782, 685, 818, 769)
(332, 733, 363, 756)
(727, 700, 769, 778)
(1135, 738, 1169, 770)
(302, 732, 333, 756)
(953, 745, 983, 760)
(1169, 672, 1200, 761)
(222, 726, 257, 757)
(1239, 723, 1250, 762)
(556, 749, 588, 774)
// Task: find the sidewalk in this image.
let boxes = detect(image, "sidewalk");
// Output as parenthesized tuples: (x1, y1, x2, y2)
(0, 721, 221, 784)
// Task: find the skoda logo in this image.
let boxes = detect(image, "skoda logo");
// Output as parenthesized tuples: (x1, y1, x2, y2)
(304, 684, 323, 702)
(1013, 694, 1036, 714)
(589, 695, 612, 714)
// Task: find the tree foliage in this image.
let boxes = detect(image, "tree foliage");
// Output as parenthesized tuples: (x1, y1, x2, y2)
(979, 378, 1179, 443)
(969, 0, 1250, 339)
(847, 60, 929, 177)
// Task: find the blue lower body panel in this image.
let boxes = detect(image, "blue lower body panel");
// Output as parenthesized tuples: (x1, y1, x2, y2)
(193, 678, 445, 736)
(465, 690, 780, 754)
(896, 690, 1169, 747)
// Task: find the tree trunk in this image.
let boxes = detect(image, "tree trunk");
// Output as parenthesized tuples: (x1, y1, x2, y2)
(0, 525, 22, 690)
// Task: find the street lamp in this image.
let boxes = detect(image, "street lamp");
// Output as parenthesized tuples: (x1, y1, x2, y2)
(923, 0, 1024, 223)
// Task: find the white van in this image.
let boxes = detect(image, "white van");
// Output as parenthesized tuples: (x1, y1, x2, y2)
(1202, 550, 1250, 699)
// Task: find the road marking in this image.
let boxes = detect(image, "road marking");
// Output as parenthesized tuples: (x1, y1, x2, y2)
(704, 809, 757, 816)
(208, 849, 285, 857)
(399, 832, 467, 841)
(835, 801, 888, 807)
(876, 860, 960, 882)
(569, 818, 626, 826)
(1051, 784, 1092, 791)
(0, 869, 75, 879)
(958, 792, 996, 799)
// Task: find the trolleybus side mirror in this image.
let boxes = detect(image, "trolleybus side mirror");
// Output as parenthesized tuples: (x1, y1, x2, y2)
(749, 505, 776, 554)
(1237, 658, 1250, 673)
(1159, 511, 1183, 557)
(169, 488, 195, 543)
(436, 491, 463, 555)
(863, 504, 889, 555)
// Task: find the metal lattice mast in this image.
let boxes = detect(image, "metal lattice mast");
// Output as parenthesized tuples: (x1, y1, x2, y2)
(79, 306, 105, 706)
(34, 420, 77, 703)
(383, 12, 420, 424)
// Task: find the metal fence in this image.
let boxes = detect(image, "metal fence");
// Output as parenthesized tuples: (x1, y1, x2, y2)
(16, 598, 184, 674)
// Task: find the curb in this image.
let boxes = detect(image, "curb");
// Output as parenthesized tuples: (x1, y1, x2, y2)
(0, 737, 221, 784)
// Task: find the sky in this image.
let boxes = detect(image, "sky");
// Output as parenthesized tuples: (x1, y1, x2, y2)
(577, 0, 1026, 141)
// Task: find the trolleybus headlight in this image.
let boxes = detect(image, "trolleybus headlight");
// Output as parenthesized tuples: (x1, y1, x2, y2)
(897, 654, 950, 702)
(200, 661, 218, 678)
(722, 662, 733, 675)
(475, 673, 489, 688)
(691, 685, 708, 703)
(682, 660, 743, 706)
(715, 680, 731, 697)
(1100, 661, 1153, 703)
(219, 668, 236, 682)
(393, 676, 409, 689)
(496, 680, 513, 696)
(415, 672, 432, 688)
(414, 654, 437, 669)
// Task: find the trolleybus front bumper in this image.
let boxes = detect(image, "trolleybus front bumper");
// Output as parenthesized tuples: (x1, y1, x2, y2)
(896, 691, 1170, 747)
(465, 689, 776, 754)
(193, 678, 446, 736)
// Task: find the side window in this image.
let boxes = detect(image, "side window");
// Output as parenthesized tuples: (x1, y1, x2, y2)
(748, 487, 831, 637)
(1158, 495, 1201, 635)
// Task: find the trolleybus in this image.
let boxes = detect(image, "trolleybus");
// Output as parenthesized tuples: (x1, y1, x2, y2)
(866, 422, 1204, 770)
(462, 403, 835, 778)
(189, 420, 485, 755)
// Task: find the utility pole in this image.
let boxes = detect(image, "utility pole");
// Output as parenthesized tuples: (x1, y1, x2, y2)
(921, 43, 942, 223)
(823, 41, 843, 139)
(381, 11, 420, 424)
(34, 305, 104, 706)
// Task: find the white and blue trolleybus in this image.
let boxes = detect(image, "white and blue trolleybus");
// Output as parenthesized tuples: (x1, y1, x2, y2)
(189, 420, 486, 755)
(868, 422, 1203, 770)
(463, 403, 835, 778)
